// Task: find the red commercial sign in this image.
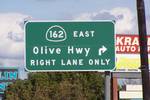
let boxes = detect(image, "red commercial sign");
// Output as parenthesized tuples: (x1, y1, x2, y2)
(116, 34, 150, 54)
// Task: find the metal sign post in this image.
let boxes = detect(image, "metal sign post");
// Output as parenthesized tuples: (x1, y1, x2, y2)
(105, 71, 111, 100)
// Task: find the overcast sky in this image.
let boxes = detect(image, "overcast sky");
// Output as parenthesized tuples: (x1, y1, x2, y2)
(0, 0, 150, 78)
(0, 0, 136, 19)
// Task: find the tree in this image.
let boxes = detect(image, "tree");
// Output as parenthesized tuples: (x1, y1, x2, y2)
(4, 72, 104, 100)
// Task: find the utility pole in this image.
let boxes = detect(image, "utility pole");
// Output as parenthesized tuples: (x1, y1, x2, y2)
(137, 0, 150, 99)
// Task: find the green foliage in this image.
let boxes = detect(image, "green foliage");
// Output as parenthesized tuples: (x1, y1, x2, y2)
(4, 72, 104, 100)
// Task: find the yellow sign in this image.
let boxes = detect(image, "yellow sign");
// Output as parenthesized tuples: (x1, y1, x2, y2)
(116, 56, 140, 69)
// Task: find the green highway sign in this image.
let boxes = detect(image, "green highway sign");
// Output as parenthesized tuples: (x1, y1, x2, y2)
(25, 21, 115, 71)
